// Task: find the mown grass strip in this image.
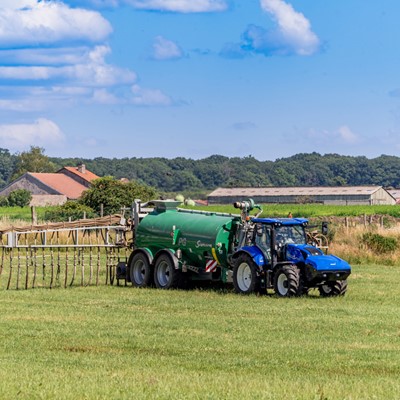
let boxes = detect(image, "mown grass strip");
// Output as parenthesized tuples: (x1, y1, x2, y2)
(0, 264, 399, 399)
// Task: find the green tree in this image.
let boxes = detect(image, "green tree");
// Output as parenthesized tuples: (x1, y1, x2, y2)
(0, 148, 17, 188)
(44, 201, 96, 222)
(11, 146, 56, 181)
(8, 189, 32, 207)
(80, 176, 158, 215)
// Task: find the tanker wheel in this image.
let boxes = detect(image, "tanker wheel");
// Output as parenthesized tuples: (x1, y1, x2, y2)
(154, 254, 181, 289)
(233, 254, 260, 294)
(318, 280, 348, 297)
(130, 253, 152, 288)
(274, 265, 300, 297)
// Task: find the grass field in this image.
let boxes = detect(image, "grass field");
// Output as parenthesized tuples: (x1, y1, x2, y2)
(1, 203, 400, 227)
(1, 264, 399, 399)
(187, 203, 400, 218)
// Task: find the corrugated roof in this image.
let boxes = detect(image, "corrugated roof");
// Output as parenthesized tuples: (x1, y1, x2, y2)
(61, 166, 99, 182)
(208, 186, 383, 197)
(29, 173, 89, 199)
(387, 189, 400, 200)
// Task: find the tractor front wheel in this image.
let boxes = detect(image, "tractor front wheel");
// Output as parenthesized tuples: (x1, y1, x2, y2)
(274, 265, 300, 297)
(233, 254, 260, 294)
(318, 280, 348, 297)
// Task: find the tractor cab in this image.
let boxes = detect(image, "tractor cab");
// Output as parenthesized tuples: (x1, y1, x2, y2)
(252, 217, 309, 263)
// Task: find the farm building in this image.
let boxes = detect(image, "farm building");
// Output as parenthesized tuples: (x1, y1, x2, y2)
(207, 186, 397, 206)
(0, 164, 99, 206)
(387, 189, 400, 204)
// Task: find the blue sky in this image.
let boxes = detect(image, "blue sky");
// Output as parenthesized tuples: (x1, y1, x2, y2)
(0, 0, 400, 161)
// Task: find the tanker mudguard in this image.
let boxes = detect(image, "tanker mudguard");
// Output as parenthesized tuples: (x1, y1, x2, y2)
(131, 247, 154, 265)
(154, 248, 179, 269)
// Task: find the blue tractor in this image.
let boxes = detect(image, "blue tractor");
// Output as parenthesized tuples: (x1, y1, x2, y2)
(231, 200, 351, 297)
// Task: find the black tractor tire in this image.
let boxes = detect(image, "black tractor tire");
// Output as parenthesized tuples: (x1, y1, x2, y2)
(232, 254, 261, 294)
(154, 254, 182, 289)
(273, 264, 301, 297)
(129, 253, 153, 288)
(318, 280, 348, 297)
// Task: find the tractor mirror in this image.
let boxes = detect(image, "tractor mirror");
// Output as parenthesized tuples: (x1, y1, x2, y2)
(322, 222, 328, 236)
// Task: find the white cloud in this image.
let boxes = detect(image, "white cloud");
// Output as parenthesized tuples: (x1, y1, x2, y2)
(0, 0, 38, 9)
(0, 1, 112, 47)
(0, 46, 136, 87)
(131, 84, 172, 106)
(259, 0, 320, 55)
(337, 125, 359, 144)
(92, 88, 119, 104)
(0, 118, 66, 151)
(0, 1, 177, 110)
(307, 126, 360, 145)
(152, 36, 183, 60)
(64, 0, 228, 12)
(0, 47, 91, 67)
(222, 0, 320, 58)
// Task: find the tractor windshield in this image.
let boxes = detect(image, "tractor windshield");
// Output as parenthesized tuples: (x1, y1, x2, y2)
(275, 224, 306, 245)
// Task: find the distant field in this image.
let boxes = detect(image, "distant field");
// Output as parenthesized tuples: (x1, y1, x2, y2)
(191, 203, 400, 218)
(0, 263, 399, 399)
(1, 204, 400, 227)
(0, 206, 51, 225)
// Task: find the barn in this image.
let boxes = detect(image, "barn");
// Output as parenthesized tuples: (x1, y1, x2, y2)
(207, 186, 396, 206)
(0, 164, 99, 206)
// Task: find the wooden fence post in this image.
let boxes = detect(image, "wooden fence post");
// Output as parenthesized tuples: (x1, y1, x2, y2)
(31, 206, 37, 225)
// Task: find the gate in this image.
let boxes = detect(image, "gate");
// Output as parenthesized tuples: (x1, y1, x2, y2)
(0, 215, 133, 290)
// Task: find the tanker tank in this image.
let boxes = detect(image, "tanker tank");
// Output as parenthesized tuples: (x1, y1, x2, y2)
(135, 201, 240, 267)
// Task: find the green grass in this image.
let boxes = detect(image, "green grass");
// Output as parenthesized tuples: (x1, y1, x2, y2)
(0, 206, 54, 222)
(1, 264, 399, 399)
(187, 203, 400, 218)
(2, 203, 400, 226)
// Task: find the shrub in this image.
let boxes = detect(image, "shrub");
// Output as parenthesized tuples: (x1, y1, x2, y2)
(80, 176, 158, 215)
(361, 232, 398, 254)
(44, 201, 97, 222)
(8, 189, 32, 207)
(0, 196, 9, 207)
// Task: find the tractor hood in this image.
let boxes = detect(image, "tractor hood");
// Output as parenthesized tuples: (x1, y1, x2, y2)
(286, 243, 351, 272)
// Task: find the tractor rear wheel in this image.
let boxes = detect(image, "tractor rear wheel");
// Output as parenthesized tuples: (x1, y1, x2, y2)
(154, 254, 181, 289)
(318, 280, 348, 297)
(274, 265, 300, 297)
(130, 253, 152, 288)
(233, 254, 260, 294)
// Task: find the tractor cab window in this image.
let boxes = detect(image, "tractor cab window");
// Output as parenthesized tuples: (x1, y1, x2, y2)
(255, 225, 271, 260)
(275, 225, 306, 246)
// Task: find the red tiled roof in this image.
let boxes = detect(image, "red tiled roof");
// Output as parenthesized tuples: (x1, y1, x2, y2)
(61, 166, 99, 182)
(30, 173, 89, 199)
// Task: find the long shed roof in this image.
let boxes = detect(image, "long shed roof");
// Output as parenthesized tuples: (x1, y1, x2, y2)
(209, 186, 385, 197)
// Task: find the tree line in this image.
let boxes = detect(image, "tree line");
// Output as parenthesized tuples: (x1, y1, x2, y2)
(1, 147, 400, 194)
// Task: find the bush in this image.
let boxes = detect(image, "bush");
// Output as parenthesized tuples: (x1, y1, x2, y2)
(80, 176, 158, 215)
(44, 201, 97, 222)
(361, 232, 398, 254)
(8, 189, 32, 207)
(0, 196, 9, 207)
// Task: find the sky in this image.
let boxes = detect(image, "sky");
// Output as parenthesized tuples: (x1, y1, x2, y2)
(1, 0, 400, 161)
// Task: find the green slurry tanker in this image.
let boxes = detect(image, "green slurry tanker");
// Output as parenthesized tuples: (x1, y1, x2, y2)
(126, 199, 351, 297)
